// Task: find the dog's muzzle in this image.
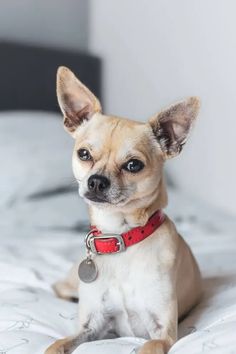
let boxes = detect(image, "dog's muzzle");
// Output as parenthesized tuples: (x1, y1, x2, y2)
(85, 174, 111, 203)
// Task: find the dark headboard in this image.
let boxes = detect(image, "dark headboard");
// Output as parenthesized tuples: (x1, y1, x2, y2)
(0, 41, 101, 112)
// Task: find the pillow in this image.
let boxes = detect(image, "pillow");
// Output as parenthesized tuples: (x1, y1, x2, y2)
(0, 111, 74, 208)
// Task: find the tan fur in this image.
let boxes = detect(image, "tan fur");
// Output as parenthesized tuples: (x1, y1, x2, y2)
(138, 339, 169, 354)
(45, 67, 201, 354)
(45, 336, 76, 354)
(53, 262, 79, 301)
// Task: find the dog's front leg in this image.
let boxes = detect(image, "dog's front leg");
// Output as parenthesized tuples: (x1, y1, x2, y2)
(45, 330, 98, 354)
(138, 299, 177, 354)
(45, 313, 105, 354)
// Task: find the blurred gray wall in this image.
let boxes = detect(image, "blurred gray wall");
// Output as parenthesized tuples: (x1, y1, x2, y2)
(89, 0, 236, 216)
(0, 0, 89, 50)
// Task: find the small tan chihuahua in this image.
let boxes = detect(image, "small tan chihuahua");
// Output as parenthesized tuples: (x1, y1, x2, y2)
(46, 67, 201, 354)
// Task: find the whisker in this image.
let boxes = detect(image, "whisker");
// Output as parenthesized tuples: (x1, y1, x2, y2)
(75, 178, 82, 183)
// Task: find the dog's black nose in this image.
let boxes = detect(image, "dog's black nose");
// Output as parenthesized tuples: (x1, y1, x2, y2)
(88, 174, 110, 193)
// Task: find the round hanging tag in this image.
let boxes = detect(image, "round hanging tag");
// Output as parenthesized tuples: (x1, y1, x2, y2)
(78, 258, 98, 283)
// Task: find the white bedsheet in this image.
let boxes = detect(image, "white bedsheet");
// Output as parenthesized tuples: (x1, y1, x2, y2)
(0, 190, 236, 354)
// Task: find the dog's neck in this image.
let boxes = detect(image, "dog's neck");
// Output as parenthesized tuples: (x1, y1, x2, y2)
(88, 177, 167, 234)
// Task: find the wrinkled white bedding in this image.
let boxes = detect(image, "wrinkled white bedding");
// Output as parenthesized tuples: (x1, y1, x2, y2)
(0, 112, 236, 354)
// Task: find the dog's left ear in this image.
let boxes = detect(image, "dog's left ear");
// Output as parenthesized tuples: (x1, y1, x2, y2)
(149, 97, 200, 159)
(57, 66, 102, 136)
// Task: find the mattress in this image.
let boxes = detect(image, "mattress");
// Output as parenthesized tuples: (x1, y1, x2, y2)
(1, 111, 236, 354)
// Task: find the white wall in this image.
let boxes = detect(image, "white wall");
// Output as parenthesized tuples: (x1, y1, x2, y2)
(89, 0, 236, 216)
(0, 0, 89, 50)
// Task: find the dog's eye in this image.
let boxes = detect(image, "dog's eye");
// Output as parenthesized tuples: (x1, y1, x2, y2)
(122, 159, 144, 173)
(77, 148, 92, 161)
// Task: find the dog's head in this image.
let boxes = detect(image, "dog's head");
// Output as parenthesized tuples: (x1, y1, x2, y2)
(57, 67, 200, 211)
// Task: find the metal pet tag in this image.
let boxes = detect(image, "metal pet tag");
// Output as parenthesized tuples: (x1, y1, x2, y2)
(78, 258, 98, 283)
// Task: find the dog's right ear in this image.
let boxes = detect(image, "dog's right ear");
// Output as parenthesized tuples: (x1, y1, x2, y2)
(149, 97, 200, 159)
(57, 66, 102, 136)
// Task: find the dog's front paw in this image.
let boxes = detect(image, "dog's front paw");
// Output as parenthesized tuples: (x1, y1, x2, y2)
(138, 340, 165, 354)
(45, 336, 79, 354)
(45, 345, 64, 354)
(45, 338, 68, 354)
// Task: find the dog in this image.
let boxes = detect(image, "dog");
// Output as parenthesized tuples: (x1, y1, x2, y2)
(45, 67, 201, 354)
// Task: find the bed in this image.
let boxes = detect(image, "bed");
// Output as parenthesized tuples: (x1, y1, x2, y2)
(1, 44, 236, 354)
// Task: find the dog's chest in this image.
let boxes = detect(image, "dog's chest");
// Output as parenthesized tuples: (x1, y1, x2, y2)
(79, 238, 170, 338)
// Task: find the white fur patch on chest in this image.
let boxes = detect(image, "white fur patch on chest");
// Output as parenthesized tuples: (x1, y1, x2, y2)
(78, 230, 173, 339)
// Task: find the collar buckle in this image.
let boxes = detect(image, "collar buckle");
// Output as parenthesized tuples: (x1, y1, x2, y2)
(85, 230, 126, 255)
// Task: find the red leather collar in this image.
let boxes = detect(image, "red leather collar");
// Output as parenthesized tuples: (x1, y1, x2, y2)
(86, 210, 165, 255)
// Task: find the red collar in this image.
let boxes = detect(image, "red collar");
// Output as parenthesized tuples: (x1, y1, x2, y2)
(86, 210, 165, 255)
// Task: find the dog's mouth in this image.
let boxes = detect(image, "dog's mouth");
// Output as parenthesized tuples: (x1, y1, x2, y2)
(84, 192, 127, 206)
(84, 192, 108, 204)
